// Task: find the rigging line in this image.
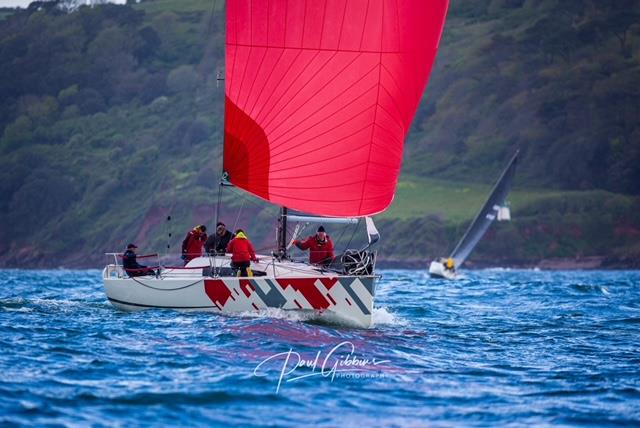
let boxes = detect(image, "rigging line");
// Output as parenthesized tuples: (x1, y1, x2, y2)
(333, 222, 351, 254)
(343, 218, 361, 256)
(207, 0, 219, 36)
(145, 173, 169, 256)
(228, 185, 276, 211)
(232, 196, 247, 233)
(225, 194, 264, 216)
(214, 181, 223, 238)
(196, 0, 219, 108)
(130, 275, 204, 291)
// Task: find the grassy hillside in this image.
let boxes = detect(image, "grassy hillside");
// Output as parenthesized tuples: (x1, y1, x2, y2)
(406, 0, 640, 195)
(382, 175, 577, 222)
(378, 181, 640, 268)
(0, 8, 16, 21)
(0, 0, 638, 268)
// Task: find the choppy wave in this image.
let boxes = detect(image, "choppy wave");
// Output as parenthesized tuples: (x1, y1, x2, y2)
(1, 269, 639, 426)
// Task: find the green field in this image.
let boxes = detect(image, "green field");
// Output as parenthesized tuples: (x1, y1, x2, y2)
(133, 0, 221, 14)
(0, 8, 15, 21)
(382, 175, 613, 222)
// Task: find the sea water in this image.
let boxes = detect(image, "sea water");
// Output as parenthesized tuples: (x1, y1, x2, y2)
(0, 269, 639, 426)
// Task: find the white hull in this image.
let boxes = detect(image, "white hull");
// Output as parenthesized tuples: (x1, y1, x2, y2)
(428, 261, 458, 280)
(103, 256, 376, 328)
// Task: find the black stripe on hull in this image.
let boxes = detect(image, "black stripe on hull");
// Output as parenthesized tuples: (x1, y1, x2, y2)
(107, 297, 218, 309)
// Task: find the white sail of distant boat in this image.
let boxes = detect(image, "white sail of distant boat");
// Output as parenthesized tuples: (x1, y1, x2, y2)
(429, 150, 519, 279)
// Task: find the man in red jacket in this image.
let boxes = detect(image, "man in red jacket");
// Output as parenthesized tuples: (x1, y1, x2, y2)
(293, 225, 335, 266)
(226, 229, 258, 276)
(181, 225, 207, 264)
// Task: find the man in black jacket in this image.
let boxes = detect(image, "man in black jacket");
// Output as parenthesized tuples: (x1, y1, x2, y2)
(122, 244, 156, 277)
(204, 222, 236, 255)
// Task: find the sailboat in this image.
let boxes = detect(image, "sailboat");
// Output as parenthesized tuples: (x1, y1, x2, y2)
(428, 151, 519, 279)
(102, 0, 450, 328)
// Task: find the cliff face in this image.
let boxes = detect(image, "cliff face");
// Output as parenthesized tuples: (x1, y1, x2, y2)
(0, 1, 638, 269)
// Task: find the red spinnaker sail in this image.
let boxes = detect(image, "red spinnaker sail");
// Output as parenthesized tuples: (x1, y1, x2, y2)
(224, 0, 449, 217)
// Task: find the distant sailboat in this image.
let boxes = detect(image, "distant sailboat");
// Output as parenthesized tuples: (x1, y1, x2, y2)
(103, 0, 450, 327)
(429, 151, 519, 279)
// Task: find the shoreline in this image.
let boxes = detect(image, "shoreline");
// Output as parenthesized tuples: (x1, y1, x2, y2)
(376, 255, 640, 270)
(0, 256, 638, 271)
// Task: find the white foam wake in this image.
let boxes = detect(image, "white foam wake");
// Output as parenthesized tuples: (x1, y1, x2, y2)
(371, 307, 408, 327)
(235, 306, 408, 329)
(238, 307, 315, 323)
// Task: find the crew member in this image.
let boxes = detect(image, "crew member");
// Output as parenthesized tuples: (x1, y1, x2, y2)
(445, 257, 455, 271)
(293, 225, 335, 266)
(204, 222, 235, 255)
(181, 225, 207, 264)
(226, 229, 258, 277)
(122, 243, 156, 277)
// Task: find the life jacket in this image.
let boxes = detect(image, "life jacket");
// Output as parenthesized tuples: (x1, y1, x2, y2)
(226, 232, 257, 263)
(183, 229, 207, 261)
(297, 234, 335, 265)
(122, 249, 139, 270)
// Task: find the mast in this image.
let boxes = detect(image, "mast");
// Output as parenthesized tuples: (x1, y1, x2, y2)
(277, 207, 288, 259)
